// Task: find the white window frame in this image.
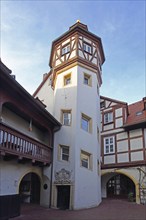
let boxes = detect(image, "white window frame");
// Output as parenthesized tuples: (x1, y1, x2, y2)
(104, 136, 115, 154)
(81, 113, 92, 133)
(62, 44, 70, 55)
(62, 110, 71, 126)
(104, 112, 113, 124)
(83, 42, 92, 54)
(60, 145, 70, 162)
(80, 150, 92, 170)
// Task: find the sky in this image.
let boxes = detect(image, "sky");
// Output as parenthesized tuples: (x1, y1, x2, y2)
(1, 0, 145, 104)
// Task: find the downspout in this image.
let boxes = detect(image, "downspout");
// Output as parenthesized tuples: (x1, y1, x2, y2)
(49, 125, 61, 208)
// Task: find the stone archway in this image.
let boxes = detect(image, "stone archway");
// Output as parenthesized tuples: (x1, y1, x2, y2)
(107, 174, 135, 200)
(101, 170, 140, 203)
(19, 172, 41, 204)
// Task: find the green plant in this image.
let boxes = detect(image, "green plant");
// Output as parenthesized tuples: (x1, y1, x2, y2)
(128, 192, 134, 202)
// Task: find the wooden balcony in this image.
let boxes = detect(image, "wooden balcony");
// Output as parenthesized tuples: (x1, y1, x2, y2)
(0, 123, 52, 166)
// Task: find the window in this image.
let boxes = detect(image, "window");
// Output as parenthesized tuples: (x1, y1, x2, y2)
(80, 150, 92, 169)
(100, 101, 105, 109)
(62, 110, 71, 126)
(104, 112, 113, 124)
(84, 73, 92, 86)
(60, 145, 69, 161)
(81, 113, 92, 133)
(62, 44, 70, 55)
(136, 111, 143, 116)
(64, 74, 71, 86)
(104, 136, 115, 154)
(83, 42, 92, 54)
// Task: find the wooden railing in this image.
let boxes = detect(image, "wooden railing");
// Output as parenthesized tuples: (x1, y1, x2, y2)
(0, 123, 52, 165)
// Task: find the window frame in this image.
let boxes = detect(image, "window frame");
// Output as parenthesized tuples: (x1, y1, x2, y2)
(104, 112, 113, 124)
(80, 150, 92, 170)
(83, 42, 92, 54)
(61, 43, 70, 56)
(100, 101, 105, 109)
(59, 145, 70, 162)
(81, 113, 92, 133)
(64, 73, 71, 86)
(104, 136, 115, 155)
(83, 73, 92, 87)
(61, 110, 72, 126)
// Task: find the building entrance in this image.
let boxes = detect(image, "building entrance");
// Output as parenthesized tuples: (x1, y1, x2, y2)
(19, 172, 40, 204)
(57, 185, 70, 209)
(107, 174, 135, 200)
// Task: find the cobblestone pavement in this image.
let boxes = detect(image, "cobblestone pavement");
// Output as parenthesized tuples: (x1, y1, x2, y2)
(13, 199, 146, 220)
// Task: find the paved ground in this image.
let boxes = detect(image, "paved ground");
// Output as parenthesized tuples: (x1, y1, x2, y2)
(13, 199, 146, 220)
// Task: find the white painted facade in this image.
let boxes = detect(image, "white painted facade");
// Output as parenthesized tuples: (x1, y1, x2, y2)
(34, 22, 104, 209)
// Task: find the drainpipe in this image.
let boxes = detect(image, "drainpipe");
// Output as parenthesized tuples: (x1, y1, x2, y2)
(49, 125, 61, 208)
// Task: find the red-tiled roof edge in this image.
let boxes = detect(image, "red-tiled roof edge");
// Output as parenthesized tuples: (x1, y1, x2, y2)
(33, 70, 52, 97)
(123, 97, 146, 128)
(123, 119, 146, 128)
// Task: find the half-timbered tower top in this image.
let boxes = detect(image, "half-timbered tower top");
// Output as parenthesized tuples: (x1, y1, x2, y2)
(49, 21, 105, 87)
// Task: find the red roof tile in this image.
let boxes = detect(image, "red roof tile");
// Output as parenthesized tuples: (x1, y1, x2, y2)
(125, 98, 146, 126)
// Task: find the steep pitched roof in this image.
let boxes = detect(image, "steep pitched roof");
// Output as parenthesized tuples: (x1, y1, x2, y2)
(33, 71, 52, 97)
(124, 98, 146, 127)
(100, 95, 127, 105)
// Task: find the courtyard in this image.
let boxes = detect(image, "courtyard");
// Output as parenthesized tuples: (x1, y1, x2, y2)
(13, 199, 146, 220)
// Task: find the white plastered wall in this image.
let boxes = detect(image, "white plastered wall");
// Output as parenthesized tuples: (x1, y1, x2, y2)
(0, 160, 52, 207)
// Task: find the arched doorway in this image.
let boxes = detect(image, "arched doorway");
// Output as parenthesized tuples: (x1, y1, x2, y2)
(19, 173, 40, 204)
(107, 174, 135, 200)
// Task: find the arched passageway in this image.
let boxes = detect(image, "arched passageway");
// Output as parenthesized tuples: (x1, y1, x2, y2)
(19, 172, 41, 204)
(107, 174, 135, 200)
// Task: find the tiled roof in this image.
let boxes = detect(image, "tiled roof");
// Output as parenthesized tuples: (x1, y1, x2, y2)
(125, 98, 146, 127)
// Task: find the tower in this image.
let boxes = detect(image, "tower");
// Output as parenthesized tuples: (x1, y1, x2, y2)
(34, 21, 105, 209)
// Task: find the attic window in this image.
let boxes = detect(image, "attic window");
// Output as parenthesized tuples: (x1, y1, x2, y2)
(136, 111, 143, 116)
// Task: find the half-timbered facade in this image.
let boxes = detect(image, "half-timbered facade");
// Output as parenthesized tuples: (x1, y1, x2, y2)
(100, 96, 146, 204)
(34, 21, 105, 210)
(0, 61, 61, 219)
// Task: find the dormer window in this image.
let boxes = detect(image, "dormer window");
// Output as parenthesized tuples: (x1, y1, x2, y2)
(62, 44, 70, 55)
(136, 111, 143, 116)
(83, 42, 92, 54)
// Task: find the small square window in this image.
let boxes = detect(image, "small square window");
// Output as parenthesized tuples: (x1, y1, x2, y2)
(62, 110, 71, 126)
(64, 74, 71, 86)
(81, 150, 92, 170)
(59, 145, 69, 162)
(62, 44, 70, 56)
(83, 42, 92, 54)
(81, 113, 92, 133)
(84, 73, 92, 86)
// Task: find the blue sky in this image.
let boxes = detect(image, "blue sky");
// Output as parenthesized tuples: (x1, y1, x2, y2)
(1, 0, 145, 104)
